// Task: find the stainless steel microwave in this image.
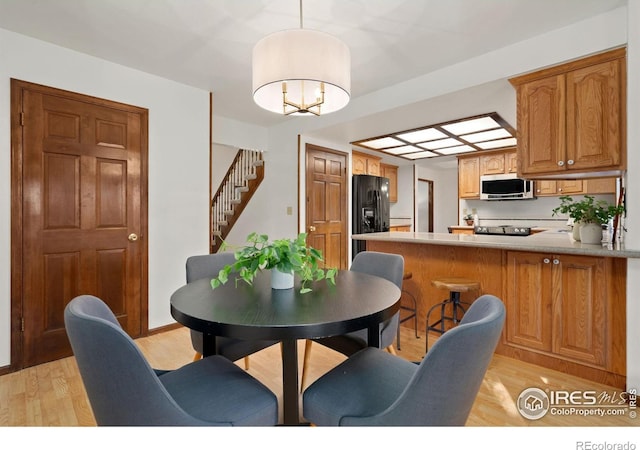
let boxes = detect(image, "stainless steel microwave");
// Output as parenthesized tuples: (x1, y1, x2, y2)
(480, 173, 534, 200)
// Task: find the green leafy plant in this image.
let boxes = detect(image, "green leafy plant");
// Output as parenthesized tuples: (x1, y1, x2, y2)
(552, 195, 625, 225)
(211, 232, 337, 294)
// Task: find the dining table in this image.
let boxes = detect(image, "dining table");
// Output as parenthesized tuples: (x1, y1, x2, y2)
(170, 269, 401, 425)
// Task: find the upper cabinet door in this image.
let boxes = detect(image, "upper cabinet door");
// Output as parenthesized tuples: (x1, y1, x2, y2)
(510, 47, 626, 178)
(566, 58, 624, 171)
(516, 75, 566, 175)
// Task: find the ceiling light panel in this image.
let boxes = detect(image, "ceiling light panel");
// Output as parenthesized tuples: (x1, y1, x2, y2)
(435, 145, 476, 155)
(361, 136, 405, 149)
(463, 128, 511, 143)
(441, 116, 500, 135)
(476, 138, 517, 149)
(396, 128, 447, 143)
(419, 138, 462, 150)
(350, 112, 516, 161)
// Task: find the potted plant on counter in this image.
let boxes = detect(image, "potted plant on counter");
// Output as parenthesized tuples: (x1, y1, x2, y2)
(463, 213, 475, 226)
(552, 195, 625, 244)
(211, 232, 337, 293)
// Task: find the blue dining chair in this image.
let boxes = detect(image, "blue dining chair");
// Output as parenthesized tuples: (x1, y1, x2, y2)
(302, 294, 505, 426)
(64, 295, 278, 426)
(300, 251, 404, 391)
(186, 253, 279, 369)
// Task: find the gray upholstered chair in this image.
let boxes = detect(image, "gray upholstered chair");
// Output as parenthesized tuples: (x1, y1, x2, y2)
(302, 294, 505, 426)
(300, 251, 404, 391)
(186, 253, 279, 369)
(64, 295, 278, 426)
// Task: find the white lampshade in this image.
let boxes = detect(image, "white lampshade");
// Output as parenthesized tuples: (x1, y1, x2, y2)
(252, 28, 351, 115)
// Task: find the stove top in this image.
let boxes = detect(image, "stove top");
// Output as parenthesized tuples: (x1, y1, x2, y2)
(474, 225, 531, 236)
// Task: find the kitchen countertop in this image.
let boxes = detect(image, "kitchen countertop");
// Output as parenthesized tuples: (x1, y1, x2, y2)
(353, 230, 640, 258)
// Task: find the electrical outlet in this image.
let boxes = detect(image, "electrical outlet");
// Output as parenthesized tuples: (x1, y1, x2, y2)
(286, 206, 293, 215)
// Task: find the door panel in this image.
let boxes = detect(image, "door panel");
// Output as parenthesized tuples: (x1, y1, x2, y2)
(305, 144, 348, 270)
(12, 80, 148, 368)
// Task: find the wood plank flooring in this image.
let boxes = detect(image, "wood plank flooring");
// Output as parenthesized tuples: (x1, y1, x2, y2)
(0, 326, 637, 427)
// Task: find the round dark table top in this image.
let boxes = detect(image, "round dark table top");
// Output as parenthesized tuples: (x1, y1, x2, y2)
(170, 270, 401, 341)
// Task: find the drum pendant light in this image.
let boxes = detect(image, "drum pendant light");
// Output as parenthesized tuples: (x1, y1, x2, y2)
(252, 0, 351, 116)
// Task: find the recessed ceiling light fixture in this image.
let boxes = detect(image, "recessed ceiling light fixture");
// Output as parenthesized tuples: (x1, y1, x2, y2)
(351, 112, 516, 160)
(252, 0, 351, 116)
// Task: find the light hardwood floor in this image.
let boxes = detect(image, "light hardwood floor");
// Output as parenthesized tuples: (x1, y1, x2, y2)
(0, 326, 636, 427)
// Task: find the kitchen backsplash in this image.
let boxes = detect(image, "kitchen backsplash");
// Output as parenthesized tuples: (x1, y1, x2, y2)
(460, 194, 617, 229)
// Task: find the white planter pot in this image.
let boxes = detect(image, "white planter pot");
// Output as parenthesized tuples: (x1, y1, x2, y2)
(271, 268, 294, 290)
(572, 221, 582, 241)
(579, 222, 603, 245)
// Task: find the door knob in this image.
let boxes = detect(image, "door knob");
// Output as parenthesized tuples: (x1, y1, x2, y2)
(128, 233, 138, 242)
(309, 226, 316, 232)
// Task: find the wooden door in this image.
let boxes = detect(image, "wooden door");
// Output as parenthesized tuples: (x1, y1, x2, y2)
(556, 179, 583, 195)
(305, 144, 348, 270)
(516, 75, 566, 175)
(457, 156, 480, 198)
(505, 251, 552, 352)
(11, 80, 148, 368)
(566, 58, 624, 171)
(552, 254, 607, 367)
(480, 153, 505, 175)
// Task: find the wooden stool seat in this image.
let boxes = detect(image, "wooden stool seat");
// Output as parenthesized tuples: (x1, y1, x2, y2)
(426, 277, 480, 353)
(431, 277, 480, 293)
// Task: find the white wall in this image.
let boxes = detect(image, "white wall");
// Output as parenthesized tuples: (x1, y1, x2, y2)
(0, 29, 210, 367)
(416, 165, 459, 233)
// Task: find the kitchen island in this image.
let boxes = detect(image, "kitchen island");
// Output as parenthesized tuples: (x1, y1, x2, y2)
(354, 231, 640, 389)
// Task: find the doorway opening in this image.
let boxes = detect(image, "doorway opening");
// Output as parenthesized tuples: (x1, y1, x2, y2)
(417, 178, 434, 232)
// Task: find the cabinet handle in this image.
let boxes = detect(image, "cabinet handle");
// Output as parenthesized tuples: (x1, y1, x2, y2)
(543, 258, 550, 264)
(567, 160, 574, 165)
(557, 161, 565, 166)
(553, 259, 560, 265)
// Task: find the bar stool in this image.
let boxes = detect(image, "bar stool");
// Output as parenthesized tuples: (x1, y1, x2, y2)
(396, 272, 419, 350)
(425, 277, 480, 352)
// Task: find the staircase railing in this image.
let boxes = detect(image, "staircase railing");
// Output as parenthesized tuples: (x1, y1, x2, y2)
(211, 149, 264, 252)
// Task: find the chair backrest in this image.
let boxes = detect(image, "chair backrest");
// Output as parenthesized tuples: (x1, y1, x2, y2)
(350, 251, 404, 348)
(64, 295, 209, 426)
(344, 294, 505, 426)
(186, 252, 236, 283)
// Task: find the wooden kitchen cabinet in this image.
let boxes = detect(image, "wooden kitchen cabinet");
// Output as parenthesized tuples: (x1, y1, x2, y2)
(505, 251, 612, 369)
(389, 225, 411, 232)
(352, 151, 381, 176)
(458, 155, 480, 199)
(506, 151, 518, 173)
(510, 48, 626, 178)
(535, 178, 616, 196)
(480, 153, 505, 175)
(479, 149, 517, 175)
(380, 163, 398, 202)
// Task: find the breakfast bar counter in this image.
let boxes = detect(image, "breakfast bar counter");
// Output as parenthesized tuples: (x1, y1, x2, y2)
(354, 230, 634, 389)
(353, 231, 640, 258)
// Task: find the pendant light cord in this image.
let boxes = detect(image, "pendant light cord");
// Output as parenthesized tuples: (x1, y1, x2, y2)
(299, 0, 303, 29)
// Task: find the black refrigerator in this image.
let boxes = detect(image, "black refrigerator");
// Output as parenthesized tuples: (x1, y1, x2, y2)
(352, 174, 390, 258)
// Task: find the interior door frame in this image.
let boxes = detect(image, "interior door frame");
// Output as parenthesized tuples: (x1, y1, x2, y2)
(417, 177, 434, 232)
(301, 141, 349, 270)
(9, 79, 149, 372)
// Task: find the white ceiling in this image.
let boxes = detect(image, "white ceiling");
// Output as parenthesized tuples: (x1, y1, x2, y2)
(0, 0, 627, 169)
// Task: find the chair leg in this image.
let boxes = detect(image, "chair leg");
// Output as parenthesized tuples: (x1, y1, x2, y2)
(386, 345, 397, 355)
(300, 339, 313, 393)
(193, 351, 202, 362)
(243, 356, 250, 370)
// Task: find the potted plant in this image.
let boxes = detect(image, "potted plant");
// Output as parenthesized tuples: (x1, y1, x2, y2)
(552, 195, 625, 244)
(463, 213, 475, 226)
(211, 232, 337, 293)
